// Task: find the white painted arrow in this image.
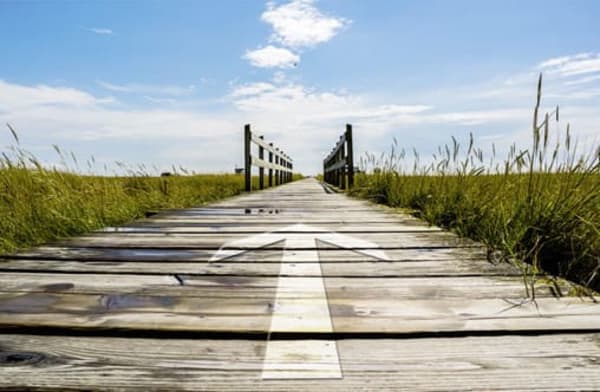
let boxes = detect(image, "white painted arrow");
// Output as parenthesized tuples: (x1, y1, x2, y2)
(210, 224, 389, 380)
(209, 224, 390, 264)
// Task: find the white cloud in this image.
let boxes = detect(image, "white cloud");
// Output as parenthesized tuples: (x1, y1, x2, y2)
(243, 45, 299, 68)
(230, 81, 523, 128)
(228, 80, 534, 173)
(230, 82, 277, 97)
(232, 81, 354, 116)
(432, 109, 530, 126)
(350, 105, 432, 119)
(272, 71, 287, 84)
(538, 53, 600, 77)
(0, 80, 235, 143)
(226, 80, 548, 173)
(564, 74, 600, 85)
(538, 53, 592, 69)
(243, 1, 350, 68)
(3, 51, 599, 175)
(86, 27, 113, 35)
(0, 79, 106, 111)
(97, 81, 196, 96)
(143, 96, 177, 104)
(261, 0, 350, 48)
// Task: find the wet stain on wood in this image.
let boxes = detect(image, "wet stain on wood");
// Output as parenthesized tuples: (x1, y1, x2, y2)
(99, 294, 175, 311)
(0, 351, 46, 367)
(196, 275, 258, 287)
(41, 283, 75, 292)
(329, 303, 356, 317)
(0, 293, 57, 313)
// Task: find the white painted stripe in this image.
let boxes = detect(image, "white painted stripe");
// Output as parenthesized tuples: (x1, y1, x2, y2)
(262, 340, 341, 379)
(262, 235, 342, 379)
(208, 224, 390, 379)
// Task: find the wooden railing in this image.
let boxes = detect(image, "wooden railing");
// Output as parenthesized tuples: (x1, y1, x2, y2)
(323, 124, 354, 189)
(244, 124, 293, 192)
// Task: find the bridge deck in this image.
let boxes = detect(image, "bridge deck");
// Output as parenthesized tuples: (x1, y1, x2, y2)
(1, 178, 599, 390)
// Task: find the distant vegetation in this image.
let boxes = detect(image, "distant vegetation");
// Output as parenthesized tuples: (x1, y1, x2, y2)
(350, 75, 600, 292)
(0, 127, 296, 254)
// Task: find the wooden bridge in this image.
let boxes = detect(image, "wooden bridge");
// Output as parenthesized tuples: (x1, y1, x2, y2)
(1, 127, 599, 390)
(1, 178, 600, 390)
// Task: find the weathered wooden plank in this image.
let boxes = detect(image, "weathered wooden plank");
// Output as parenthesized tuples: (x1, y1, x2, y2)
(251, 156, 291, 172)
(100, 223, 442, 233)
(132, 217, 419, 225)
(9, 246, 487, 262)
(0, 289, 598, 334)
(58, 231, 479, 249)
(0, 273, 564, 300)
(324, 159, 347, 172)
(1, 334, 600, 391)
(143, 203, 417, 218)
(141, 204, 412, 211)
(136, 220, 425, 226)
(149, 211, 417, 218)
(127, 211, 426, 218)
(171, 205, 388, 210)
(0, 259, 518, 277)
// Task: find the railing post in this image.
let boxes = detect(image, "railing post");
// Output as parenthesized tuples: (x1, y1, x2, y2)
(337, 136, 343, 188)
(275, 150, 280, 186)
(244, 124, 251, 192)
(258, 135, 265, 190)
(283, 159, 286, 183)
(268, 143, 273, 187)
(340, 140, 346, 190)
(346, 124, 354, 188)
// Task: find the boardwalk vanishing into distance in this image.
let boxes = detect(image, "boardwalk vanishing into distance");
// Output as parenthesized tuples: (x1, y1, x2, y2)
(1, 178, 600, 390)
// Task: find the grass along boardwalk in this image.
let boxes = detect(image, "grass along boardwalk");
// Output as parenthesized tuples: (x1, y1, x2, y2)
(0, 178, 599, 390)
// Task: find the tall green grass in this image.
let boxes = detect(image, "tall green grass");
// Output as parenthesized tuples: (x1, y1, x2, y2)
(0, 127, 298, 254)
(349, 75, 600, 292)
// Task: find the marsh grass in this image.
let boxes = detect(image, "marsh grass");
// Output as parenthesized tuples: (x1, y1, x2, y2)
(0, 129, 268, 254)
(349, 74, 599, 292)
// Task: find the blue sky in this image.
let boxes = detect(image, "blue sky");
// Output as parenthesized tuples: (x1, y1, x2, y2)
(1, 0, 599, 175)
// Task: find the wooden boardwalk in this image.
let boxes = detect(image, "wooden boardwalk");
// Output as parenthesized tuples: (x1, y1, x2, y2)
(1, 178, 599, 390)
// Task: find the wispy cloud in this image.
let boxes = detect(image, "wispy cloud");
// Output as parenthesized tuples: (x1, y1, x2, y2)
(97, 81, 196, 97)
(230, 81, 523, 127)
(143, 96, 177, 104)
(262, 0, 350, 48)
(564, 74, 600, 85)
(85, 27, 113, 35)
(244, 45, 299, 68)
(538, 53, 600, 77)
(230, 82, 277, 97)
